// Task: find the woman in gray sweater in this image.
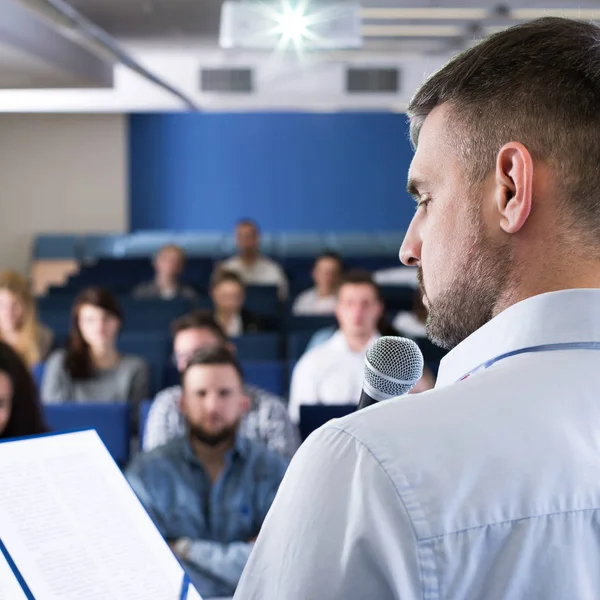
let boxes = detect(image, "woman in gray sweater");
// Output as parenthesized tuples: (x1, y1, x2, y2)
(41, 288, 149, 410)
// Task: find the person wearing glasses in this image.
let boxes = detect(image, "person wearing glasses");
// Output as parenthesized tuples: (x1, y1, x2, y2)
(142, 310, 299, 459)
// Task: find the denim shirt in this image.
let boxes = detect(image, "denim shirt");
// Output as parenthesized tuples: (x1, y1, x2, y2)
(126, 434, 288, 598)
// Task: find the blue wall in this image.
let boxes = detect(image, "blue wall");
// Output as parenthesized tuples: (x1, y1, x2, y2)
(129, 113, 415, 233)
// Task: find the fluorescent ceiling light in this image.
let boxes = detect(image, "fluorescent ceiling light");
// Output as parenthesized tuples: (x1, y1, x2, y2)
(361, 8, 488, 20)
(362, 24, 464, 38)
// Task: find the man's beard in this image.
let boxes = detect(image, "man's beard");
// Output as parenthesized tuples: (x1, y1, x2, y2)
(419, 210, 512, 351)
(188, 420, 240, 447)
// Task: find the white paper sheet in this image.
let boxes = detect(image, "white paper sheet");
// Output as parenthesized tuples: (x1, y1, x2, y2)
(0, 548, 28, 600)
(0, 431, 197, 600)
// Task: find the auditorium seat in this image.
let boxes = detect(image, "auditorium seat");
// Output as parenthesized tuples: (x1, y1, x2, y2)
(240, 361, 285, 396)
(118, 332, 171, 395)
(232, 334, 281, 361)
(34, 234, 80, 260)
(299, 404, 356, 440)
(244, 286, 279, 317)
(43, 403, 131, 465)
(287, 331, 314, 361)
(286, 315, 337, 331)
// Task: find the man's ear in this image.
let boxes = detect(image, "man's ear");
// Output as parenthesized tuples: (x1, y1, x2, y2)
(495, 142, 534, 234)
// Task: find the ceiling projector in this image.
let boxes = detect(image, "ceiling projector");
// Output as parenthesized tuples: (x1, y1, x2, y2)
(219, 1, 362, 50)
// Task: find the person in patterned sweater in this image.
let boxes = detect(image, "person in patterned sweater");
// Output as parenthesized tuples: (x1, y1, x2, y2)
(142, 310, 299, 459)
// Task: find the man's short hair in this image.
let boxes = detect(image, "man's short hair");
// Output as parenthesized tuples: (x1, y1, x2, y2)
(183, 345, 244, 384)
(236, 218, 259, 233)
(156, 244, 186, 262)
(315, 251, 344, 270)
(338, 269, 382, 302)
(170, 310, 227, 342)
(210, 269, 245, 291)
(408, 17, 600, 234)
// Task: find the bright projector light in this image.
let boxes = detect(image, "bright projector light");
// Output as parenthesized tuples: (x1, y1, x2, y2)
(220, 1, 362, 50)
(275, 5, 310, 45)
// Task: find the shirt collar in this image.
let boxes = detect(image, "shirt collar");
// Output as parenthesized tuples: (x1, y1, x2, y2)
(436, 289, 600, 387)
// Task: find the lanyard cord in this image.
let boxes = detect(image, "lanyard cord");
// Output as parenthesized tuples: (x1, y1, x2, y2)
(458, 341, 600, 382)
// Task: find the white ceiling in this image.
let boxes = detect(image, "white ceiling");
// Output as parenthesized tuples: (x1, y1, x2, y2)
(2, 0, 600, 108)
(0, 0, 113, 89)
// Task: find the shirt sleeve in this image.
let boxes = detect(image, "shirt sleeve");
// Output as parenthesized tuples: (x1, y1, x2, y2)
(183, 540, 253, 590)
(142, 390, 182, 452)
(125, 463, 169, 536)
(40, 351, 71, 404)
(256, 393, 301, 459)
(233, 425, 423, 600)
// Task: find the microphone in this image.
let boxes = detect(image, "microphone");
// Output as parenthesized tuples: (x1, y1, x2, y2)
(358, 336, 424, 410)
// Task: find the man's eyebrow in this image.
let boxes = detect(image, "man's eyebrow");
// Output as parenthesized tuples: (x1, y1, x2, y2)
(406, 177, 426, 199)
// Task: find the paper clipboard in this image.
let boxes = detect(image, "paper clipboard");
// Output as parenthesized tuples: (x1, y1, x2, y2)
(0, 429, 200, 600)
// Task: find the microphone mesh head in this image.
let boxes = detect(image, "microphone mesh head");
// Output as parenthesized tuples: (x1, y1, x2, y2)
(364, 336, 424, 399)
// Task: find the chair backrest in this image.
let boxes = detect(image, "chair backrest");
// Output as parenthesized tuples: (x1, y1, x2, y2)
(287, 331, 314, 361)
(286, 315, 337, 331)
(118, 332, 171, 396)
(240, 361, 285, 397)
(244, 286, 279, 317)
(43, 403, 130, 465)
(232, 333, 281, 361)
(299, 404, 356, 440)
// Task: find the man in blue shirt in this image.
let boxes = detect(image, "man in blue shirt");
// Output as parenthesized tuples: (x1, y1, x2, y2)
(126, 346, 288, 598)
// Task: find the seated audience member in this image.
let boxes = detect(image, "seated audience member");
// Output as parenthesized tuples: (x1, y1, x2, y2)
(41, 287, 149, 408)
(133, 244, 197, 300)
(292, 251, 343, 316)
(0, 271, 53, 368)
(127, 347, 288, 599)
(393, 290, 428, 339)
(220, 219, 288, 300)
(0, 342, 48, 440)
(143, 311, 299, 459)
(288, 270, 383, 424)
(210, 269, 262, 336)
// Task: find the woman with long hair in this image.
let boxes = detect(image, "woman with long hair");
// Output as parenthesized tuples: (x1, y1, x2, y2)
(41, 287, 149, 408)
(0, 271, 54, 368)
(0, 341, 48, 440)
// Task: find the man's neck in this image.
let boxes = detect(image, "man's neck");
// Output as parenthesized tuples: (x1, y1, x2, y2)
(316, 286, 334, 298)
(344, 332, 375, 353)
(493, 252, 600, 319)
(190, 435, 234, 483)
(240, 252, 259, 267)
(156, 276, 177, 292)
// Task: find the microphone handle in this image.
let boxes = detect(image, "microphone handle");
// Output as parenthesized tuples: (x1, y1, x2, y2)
(357, 389, 378, 411)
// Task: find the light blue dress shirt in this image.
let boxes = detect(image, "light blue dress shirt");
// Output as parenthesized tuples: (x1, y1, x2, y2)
(234, 289, 600, 599)
(126, 434, 288, 599)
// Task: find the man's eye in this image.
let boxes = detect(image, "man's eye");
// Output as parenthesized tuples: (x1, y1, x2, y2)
(417, 199, 431, 211)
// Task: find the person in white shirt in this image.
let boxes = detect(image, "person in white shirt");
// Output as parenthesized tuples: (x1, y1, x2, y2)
(288, 269, 383, 424)
(234, 17, 600, 600)
(221, 220, 288, 300)
(291, 251, 343, 316)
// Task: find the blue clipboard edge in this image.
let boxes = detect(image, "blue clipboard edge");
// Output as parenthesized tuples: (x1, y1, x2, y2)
(0, 537, 35, 599)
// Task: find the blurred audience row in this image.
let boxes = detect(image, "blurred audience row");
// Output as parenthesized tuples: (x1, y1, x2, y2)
(0, 221, 432, 599)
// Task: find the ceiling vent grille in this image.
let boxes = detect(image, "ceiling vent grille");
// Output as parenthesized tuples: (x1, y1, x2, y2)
(346, 67, 399, 93)
(200, 68, 254, 93)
